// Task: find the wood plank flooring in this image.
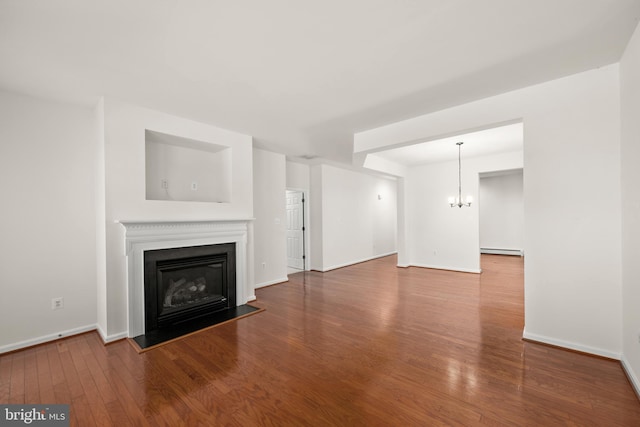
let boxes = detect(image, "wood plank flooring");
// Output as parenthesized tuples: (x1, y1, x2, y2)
(2, 254, 639, 425)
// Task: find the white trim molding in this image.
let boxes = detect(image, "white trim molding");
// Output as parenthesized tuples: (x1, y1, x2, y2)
(96, 324, 128, 344)
(621, 357, 640, 401)
(119, 219, 253, 338)
(0, 324, 96, 354)
(409, 263, 482, 274)
(522, 329, 622, 360)
(319, 252, 397, 272)
(255, 277, 289, 289)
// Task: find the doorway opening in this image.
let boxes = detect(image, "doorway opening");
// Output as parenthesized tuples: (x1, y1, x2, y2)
(286, 189, 306, 274)
(479, 168, 524, 257)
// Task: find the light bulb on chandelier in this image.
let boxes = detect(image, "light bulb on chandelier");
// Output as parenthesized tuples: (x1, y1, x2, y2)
(448, 195, 473, 207)
(448, 142, 472, 208)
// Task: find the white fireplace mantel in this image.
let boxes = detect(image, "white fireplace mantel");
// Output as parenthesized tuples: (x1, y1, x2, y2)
(119, 219, 254, 337)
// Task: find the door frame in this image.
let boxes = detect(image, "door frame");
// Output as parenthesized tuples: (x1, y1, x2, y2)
(286, 187, 310, 271)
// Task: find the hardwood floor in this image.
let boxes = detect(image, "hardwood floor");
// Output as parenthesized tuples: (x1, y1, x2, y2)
(2, 254, 639, 425)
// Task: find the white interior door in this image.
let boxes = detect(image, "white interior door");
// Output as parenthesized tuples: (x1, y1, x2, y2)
(286, 190, 305, 270)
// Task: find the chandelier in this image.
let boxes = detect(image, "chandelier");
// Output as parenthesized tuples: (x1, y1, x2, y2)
(448, 142, 472, 208)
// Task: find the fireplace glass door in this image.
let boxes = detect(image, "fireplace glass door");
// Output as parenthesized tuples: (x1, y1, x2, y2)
(144, 243, 236, 333)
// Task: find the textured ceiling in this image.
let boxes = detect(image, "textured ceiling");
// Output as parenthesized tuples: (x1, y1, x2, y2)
(1, 0, 639, 165)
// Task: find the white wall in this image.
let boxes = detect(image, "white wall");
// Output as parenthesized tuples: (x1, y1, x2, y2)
(286, 160, 310, 190)
(0, 91, 98, 352)
(95, 98, 107, 340)
(621, 21, 640, 395)
(406, 151, 522, 273)
(312, 164, 397, 271)
(355, 65, 622, 358)
(253, 148, 288, 288)
(309, 165, 324, 270)
(101, 99, 254, 340)
(479, 171, 524, 253)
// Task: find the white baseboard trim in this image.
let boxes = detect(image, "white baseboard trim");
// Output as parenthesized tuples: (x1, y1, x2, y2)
(254, 277, 288, 289)
(621, 356, 640, 401)
(0, 324, 97, 354)
(522, 329, 621, 360)
(321, 252, 397, 272)
(96, 325, 128, 344)
(409, 263, 482, 274)
(96, 324, 108, 342)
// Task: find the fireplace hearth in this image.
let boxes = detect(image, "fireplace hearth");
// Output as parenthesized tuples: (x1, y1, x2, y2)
(144, 243, 236, 334)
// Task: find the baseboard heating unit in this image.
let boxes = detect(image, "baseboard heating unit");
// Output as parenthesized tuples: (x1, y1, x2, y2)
(480, 248, 523, 256)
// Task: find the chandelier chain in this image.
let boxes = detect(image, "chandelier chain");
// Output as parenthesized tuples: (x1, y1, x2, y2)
(458, 142, 462, 203)
(449, 141, 471, 208)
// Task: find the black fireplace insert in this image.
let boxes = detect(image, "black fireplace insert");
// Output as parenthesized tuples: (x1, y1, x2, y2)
(143, 243, 236, 334)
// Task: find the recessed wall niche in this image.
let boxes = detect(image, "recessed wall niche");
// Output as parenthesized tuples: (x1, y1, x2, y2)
(145, 130, 231, 203)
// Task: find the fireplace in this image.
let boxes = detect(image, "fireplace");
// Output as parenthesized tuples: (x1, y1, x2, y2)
(144, 243, 236, 334)
(120, 220, 254, 339)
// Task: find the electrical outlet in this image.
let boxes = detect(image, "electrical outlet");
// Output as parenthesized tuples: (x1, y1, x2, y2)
(262, 262, 266, 269)
(52, 297, 64, 310)
(191, 181, 198, 191)
(161, 179, 168, 189)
